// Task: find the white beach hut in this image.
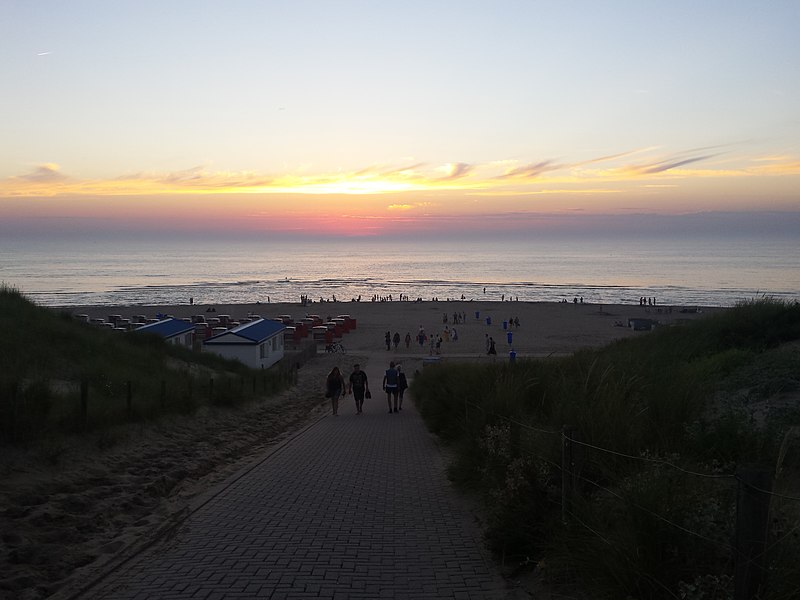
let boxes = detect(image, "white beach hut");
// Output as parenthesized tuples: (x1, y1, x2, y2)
(202, 318, 286, 369)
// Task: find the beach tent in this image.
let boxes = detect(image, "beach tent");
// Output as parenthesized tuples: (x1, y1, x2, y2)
(202, 318, 286, 369)
(133, 317, 195, 348)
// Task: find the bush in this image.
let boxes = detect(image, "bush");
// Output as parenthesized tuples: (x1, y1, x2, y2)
(412, 299, 800, 599)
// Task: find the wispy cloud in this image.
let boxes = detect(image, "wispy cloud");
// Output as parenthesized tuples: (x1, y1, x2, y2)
(495, 160, 563, 180)
(2, 145, 799, 199)
(17, 163, 69, 183)
(620, 154, 717, 175)
(438, 162, 473, 180)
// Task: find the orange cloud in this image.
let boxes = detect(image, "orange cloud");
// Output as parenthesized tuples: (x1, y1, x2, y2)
(2, 146, 799, 206)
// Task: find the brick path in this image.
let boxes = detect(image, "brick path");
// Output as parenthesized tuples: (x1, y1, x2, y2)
(85, 361, 511, 599)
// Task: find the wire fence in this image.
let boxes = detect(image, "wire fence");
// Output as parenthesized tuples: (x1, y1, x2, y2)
(1, 342, 318, 443)
(454, 396, 800, 600)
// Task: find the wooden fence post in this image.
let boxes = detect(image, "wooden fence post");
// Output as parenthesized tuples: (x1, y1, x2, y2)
(80, 379, 89, 430)
(9, 380, 19, 441)
(562, 426, 577, 524)
(510, 419, 521, 458)
(126, 380, 132, 419)
(734, 467, 772, 600)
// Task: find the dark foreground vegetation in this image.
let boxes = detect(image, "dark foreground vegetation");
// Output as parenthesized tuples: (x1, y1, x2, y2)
(0, 285, 302, 445)
(413, 299, 800, 600)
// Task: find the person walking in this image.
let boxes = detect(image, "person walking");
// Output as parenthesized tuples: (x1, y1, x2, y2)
(488, 337, 497, 356)
(325, 367, 346, 416)
(397, 365, 408, 411)
(383, 361, 400, 413)
(385, 331, 391, 351)
(404, 332, 412, 349)
(393, 331, 401, 350)
(347, 363, 370, 415)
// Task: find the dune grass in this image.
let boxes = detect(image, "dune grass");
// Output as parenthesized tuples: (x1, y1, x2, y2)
(0, 284, 297, 444)
(412, 298, 800, 599)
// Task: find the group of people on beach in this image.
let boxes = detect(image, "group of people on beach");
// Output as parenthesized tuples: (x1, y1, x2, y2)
(382, 324, 461, 356)
(325, 361, 408, 416)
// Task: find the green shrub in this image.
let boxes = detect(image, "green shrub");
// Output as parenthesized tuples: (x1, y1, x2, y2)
(413, 299, 800, 599)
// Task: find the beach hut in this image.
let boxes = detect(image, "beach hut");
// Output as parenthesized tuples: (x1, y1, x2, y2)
(203, 318, 286, 369)
(336, 314, 356, 330)
(133, 317, 195, 348)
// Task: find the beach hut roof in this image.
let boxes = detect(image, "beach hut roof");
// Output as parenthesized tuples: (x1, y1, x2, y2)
(204, 318, 285, 345)
(134, 317, 194, 338)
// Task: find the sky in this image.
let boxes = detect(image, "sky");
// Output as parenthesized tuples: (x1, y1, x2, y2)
(1, 1, 799, 239)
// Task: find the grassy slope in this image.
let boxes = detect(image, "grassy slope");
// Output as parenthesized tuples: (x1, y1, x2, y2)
(0, 286, 287, 442)
(412, 299, 800, 600)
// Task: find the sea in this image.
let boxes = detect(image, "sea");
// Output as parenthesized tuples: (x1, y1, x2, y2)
(1, 234, 798, 308)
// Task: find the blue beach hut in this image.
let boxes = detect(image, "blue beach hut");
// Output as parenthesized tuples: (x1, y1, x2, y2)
(134, 317, 195, 348)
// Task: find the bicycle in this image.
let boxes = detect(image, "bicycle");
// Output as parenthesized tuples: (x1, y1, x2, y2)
(325, 342, 346, 353)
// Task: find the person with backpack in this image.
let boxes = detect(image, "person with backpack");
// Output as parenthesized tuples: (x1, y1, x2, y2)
(383, 361, 400, 413)
(347, 363, 370, 415)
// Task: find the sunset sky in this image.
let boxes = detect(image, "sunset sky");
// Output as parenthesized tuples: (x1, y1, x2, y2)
(1, 1, 799, 238)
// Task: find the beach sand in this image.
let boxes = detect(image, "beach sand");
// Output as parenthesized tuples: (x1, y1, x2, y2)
(67, 299, 718, 360)
(0, 301, 722, 599)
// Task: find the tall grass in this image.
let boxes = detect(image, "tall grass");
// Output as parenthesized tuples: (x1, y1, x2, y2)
(412, 298, 800, 599)
(0, 285, 299, 444)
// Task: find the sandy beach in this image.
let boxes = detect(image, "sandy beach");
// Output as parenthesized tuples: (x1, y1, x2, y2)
(66, 299, 721, 361)
(0, 300, 722, 600)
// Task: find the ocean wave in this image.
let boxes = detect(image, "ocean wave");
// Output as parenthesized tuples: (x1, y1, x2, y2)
(26, 275, 797, 308)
